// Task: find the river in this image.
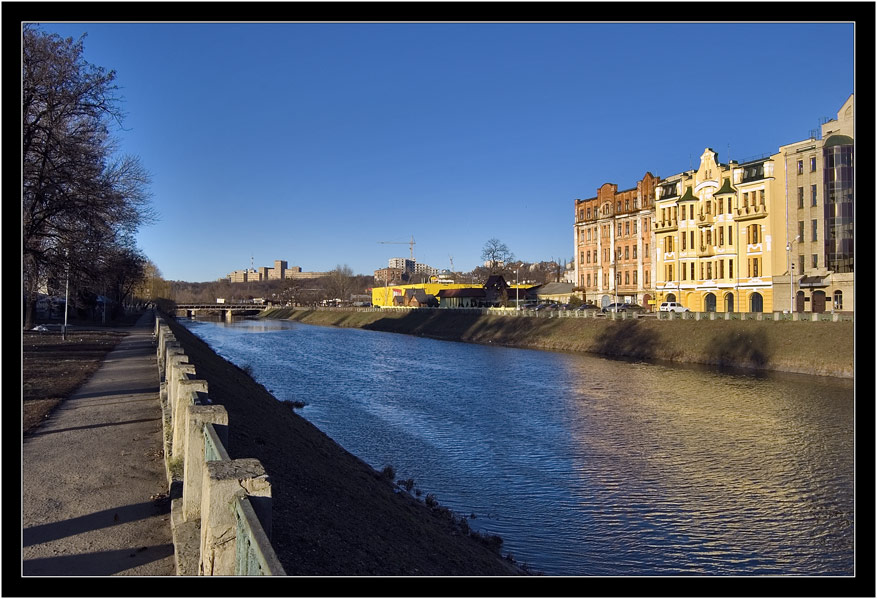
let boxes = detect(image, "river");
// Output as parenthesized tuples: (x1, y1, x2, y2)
(179, 317, 855, 576)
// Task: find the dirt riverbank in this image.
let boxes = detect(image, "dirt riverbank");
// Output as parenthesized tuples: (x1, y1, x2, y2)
(259, 308, 854, 379)
(160, 314, 526, 576)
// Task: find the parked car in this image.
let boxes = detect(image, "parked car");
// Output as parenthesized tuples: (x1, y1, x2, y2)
(575, 303, 600, 312)
(659, 301, 690, 313)
(534, 303, 558, 311)
(602, 303, 645, 313)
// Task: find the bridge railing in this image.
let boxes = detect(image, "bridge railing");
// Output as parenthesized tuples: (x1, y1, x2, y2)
(154, 312, 285, 576)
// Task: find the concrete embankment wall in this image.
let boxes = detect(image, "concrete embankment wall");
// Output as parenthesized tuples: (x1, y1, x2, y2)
(260, 308, 854, 379)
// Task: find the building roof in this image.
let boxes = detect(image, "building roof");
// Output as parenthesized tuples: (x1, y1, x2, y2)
(537, 282, 576, 296)
(679, 186, 697, 202)
(714, 178, 736, 195)
(436, 288, 485, 298)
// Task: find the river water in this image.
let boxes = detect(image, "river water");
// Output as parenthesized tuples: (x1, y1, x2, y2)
(180, 317, 855, 576)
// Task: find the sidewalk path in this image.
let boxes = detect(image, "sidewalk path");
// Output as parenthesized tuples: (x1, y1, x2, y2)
(22, 311, 176, 576)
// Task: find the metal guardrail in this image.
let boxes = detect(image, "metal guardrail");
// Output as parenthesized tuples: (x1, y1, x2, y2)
(275, 305, 853, 322)
(234, 495, 286, 576)
(204, 423, 231, 462)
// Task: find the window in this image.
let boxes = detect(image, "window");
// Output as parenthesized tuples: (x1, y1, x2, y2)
(617, 247, 622, 260)
(719, 260, 724, 279)
(691, 262, 695, 280)
(748, 224, 760, 244)
(798, 187, 804, 208)
(581, 251, 585, 264)
(706, 262, 713, 280)
(718, 198, 723, 214)
(633, 271, 637, 285)
(604, 274, 608, 287)
(798, 254, 804, 273)
(645, 243, 649, 256)
(810, 157, 817, 172)
(681, 205, 686, 220)
(617, 201, 621, 212)
(798, 221, 805, 241)
(797, 159, 804, 174)
(587, 229, 591, 241)
(706, 230, 712, 245)
(585, 251, 590, 264)
(812, 254, 818, 269)
(682, 234, 686, 251)
(719, 227, 724, 246)
(625, 272, 630, 285)
(811, 219, 818, 241)
(579, 209, 584, 221)
(759, 190, 765, 203)
(645, 271, 650, 285)
(633, 221, 637, 234)
(691, 231, 695, 248)
(729, 259, 733, 279)
(625, 221, 630, 236)
(625, 199, 630, 211)
(667, 264, 674, 280)
(682, 264, 686, 280)
(811, 184, 817, 206)
(700, 263, 704, 280)
(624, 246, 629, 260)
(833, 290, 843, 310)
(743, 192, 749, 206)
(633, 246, 637, 259)
(728, 226, 733, 245)
(587, 207, 591, 219)
(587, 274, 591, 287)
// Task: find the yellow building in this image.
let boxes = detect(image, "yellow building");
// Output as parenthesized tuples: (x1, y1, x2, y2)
(654, 148, 784, 313)
(371, 283, 473, 307)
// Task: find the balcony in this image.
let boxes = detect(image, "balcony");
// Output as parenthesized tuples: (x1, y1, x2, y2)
(654, 217, 678, 232)
(735, 203, 768, 221)
(697, 245, 715, 257)
(697, 211, 715, 227)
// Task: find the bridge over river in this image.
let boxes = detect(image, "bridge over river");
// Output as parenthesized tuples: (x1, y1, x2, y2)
(175, 303, 271, 322)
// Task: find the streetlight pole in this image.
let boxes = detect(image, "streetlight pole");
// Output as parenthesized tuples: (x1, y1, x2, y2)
(62, 251, 70, 341)
(516, 266, 520, 309)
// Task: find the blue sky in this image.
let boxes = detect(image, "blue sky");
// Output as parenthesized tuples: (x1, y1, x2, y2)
(33, 22, 854, 282)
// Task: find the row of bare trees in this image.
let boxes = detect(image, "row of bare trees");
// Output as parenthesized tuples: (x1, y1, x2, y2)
(23, 25, 154, 328)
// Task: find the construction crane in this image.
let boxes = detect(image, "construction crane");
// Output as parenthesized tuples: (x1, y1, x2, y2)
(378, 235, 416, 261)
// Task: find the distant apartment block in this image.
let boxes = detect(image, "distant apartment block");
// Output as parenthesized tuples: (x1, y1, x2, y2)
(226, 260, 328, 282)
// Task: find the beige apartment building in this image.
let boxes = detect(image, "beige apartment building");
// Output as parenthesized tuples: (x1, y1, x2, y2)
(774, 94, 854, 313)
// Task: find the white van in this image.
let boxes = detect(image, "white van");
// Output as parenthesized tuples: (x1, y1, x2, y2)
(659, 301, 689, 313)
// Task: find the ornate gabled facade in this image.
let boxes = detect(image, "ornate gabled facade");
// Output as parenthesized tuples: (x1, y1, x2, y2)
(573, 172, 658, 309)
(654, 148, 784, 312)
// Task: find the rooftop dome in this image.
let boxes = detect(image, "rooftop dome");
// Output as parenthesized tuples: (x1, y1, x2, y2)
(824, 134, 853, 148)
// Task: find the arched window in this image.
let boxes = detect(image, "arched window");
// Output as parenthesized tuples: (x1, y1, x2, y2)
(666, 293, 677, 302)
(724, 293, 734, 312)
(833, 290, 843, 310)
(704, 293, 716, 312)
(749, 292, 763, 313)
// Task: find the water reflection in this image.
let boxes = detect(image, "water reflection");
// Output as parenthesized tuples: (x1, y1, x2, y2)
(181, 317, 854, 576)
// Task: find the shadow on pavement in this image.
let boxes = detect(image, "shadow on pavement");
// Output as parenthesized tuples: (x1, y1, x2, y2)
(22, 543, 175, 576)
(23, 500, 170, 547)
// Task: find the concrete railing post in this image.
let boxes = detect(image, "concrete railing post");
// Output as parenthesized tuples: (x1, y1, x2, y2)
(183, 405, 228, 522)
(173, 378, 209, 457)
(200, 459, 271, 576)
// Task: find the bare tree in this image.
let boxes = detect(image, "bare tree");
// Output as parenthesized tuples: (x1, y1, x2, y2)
(22, 25, 153, 328)
(480, 238, 515, 276)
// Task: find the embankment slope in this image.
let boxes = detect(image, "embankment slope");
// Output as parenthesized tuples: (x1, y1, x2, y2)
(261, 308, 854, 379)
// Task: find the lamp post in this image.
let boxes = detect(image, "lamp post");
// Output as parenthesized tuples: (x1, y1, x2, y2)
(516, 266, 520, 310)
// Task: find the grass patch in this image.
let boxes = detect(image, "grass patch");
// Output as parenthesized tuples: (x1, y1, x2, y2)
(22, 330, 127, 434)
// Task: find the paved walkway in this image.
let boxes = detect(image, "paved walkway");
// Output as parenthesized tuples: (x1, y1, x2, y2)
(22, 311, 176, 576)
